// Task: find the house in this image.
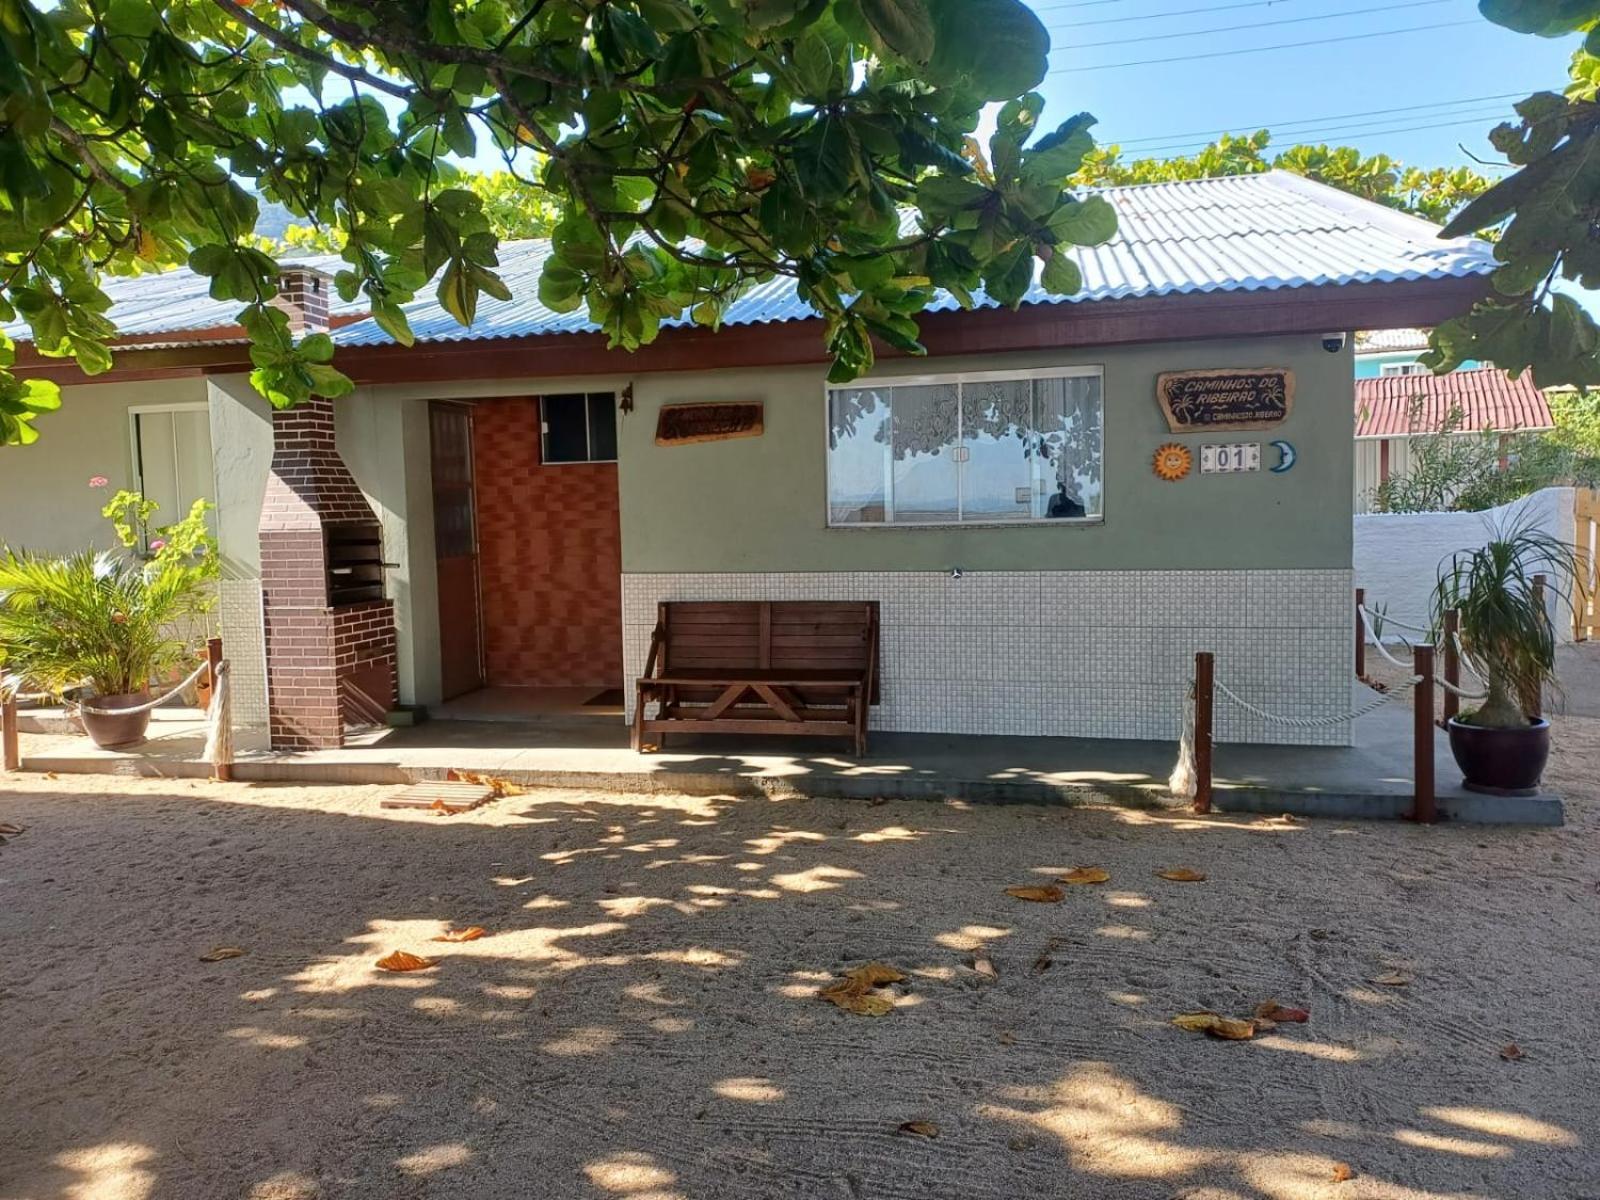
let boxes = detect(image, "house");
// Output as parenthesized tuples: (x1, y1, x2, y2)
(1, 170, 1497, 752)
(1352, 367, 1555, 512)
(1353, 327, 1484, 379)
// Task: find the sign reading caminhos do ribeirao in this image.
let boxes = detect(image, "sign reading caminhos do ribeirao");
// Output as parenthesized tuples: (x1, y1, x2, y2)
(1155, 368, 1294, 433)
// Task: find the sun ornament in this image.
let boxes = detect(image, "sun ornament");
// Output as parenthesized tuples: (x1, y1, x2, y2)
(1153, 443, 1192, 481)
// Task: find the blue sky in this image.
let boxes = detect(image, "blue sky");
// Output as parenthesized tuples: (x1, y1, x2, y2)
(1020, 0, 1583, 171)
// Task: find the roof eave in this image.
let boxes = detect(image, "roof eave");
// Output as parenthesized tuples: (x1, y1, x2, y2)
(14, 272, 1494, 387)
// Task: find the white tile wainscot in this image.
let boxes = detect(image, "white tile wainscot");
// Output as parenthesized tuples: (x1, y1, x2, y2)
(621, 569, 1356, 747)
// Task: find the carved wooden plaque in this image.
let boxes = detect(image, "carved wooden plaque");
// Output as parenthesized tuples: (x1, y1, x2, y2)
(655, 401, 765, 446)
(1156, 368, 1294, 432)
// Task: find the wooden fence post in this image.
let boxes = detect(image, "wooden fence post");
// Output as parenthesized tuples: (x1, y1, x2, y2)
(1412, 643, 1436, 824)
(1, 696, 18, 773)
(1441, 609, 1460, 728)
(206, 637, 232, 783)
(1193, 651, 1214, 815)
(1354, 587, 1366, 679)
(1526, 574, 1547, 720)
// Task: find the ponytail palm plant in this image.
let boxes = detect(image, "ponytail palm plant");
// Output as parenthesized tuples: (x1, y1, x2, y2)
(0, 501, 217, 701)
(1431, 521, 1579, 729)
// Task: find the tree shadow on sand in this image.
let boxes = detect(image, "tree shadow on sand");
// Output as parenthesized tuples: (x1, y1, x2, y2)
(1, 781, 1591, 1199)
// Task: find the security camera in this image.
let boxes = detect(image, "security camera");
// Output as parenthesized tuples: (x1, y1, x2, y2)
(1321, 332, 1347, 353)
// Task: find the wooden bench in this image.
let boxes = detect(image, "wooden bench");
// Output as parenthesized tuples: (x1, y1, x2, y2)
(633, 601, 879, 755)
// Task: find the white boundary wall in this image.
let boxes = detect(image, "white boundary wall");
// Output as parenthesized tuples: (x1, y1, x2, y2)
(1354, 487, 1577, 642)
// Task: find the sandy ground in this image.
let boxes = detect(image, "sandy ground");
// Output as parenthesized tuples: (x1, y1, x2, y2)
(3, 664, 1599, 1200)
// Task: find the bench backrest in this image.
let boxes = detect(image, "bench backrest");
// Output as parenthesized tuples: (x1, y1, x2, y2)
(658, 600, 878, 699)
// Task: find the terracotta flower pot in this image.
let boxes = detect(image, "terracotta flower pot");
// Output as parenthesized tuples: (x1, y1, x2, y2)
(79, 690, 152, 749)
(1446, 717, 1551, 795)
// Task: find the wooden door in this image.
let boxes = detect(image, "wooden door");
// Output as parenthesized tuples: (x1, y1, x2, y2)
(430, 403, 484, 699)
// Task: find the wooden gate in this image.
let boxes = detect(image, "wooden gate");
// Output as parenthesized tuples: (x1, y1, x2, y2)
(1577, 488, 1599, 641)
(1574, 486, 1600, 643)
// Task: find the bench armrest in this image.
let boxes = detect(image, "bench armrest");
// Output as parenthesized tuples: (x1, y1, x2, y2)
(641, 624, 665, 680)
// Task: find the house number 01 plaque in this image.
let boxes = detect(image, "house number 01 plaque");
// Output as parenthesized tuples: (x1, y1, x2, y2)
(1156, 368, 1293, 432)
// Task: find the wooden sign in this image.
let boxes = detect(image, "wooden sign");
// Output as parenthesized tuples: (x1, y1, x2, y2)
(655, 401, 764, 446)
(1156, 368, 1294, 433)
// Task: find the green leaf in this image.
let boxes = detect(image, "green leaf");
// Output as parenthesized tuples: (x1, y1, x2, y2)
(371, 300, 416, 348)
(860, 0, 935, 63)
(1047, 195, 1118, 246)
(927, 0, 1049, 100)
(1040, 250, 1081, 296)
(437, 260, 478, 326)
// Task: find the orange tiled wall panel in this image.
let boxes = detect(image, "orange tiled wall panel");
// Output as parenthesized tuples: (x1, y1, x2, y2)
(473, 396, 623, 688)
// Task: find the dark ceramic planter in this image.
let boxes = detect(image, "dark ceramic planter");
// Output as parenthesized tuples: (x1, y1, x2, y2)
(79, 690, 152, 749)
(1446, 717, 1551, 795)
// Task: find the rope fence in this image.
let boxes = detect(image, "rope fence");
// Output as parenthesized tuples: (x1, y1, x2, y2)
(1177, 634, 1442, 822)
(1, 637, 234, 779)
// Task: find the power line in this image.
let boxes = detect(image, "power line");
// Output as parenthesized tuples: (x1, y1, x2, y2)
(1101, 91, 1534, 146)
(1060, 0, 1453, 49)
(1031, 0, 1125, 12)
(1124, 112, 1514, 156)
(1049, 18, 1481, 72)
(1047, 0, 1303, 30)
(1126, 105, 1510, 151)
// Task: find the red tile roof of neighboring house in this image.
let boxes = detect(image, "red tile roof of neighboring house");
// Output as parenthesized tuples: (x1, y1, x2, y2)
(1354, 367, 1554, 439)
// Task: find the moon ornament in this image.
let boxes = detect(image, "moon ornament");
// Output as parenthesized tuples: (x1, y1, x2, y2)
(1270, 440, 1296, 473)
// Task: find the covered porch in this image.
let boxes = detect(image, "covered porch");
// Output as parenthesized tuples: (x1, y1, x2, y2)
(8, 677, 1563, 825)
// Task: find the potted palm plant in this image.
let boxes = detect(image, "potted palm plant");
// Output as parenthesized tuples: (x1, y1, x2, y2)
(0, 497, 217, 748)
(1432, 521, 1578, 795)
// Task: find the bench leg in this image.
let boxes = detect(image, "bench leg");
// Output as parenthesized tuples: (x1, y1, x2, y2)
(853, 688, 868, 758)
(632, 687, 648, 752)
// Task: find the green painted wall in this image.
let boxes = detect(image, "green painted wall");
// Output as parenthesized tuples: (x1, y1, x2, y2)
(336, 388, 443, 708)
(615, 335, 1354, 574)
(206, 375, 273, 580)
(0, 378, 212, 554)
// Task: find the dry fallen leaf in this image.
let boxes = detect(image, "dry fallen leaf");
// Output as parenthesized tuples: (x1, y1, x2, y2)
(898, 1120, 940, 1138)
(1031, 938, 1062, 974)
(456, 771, 526, 798)
(972, 954, 997, 978)
(1172, 1011, 1255, 1040)
(851, 962, 905, 987)
(1332, 1162, 1354, 1183)
(432, 926, 488, 943)
(198, 946, 245, 962)
(997, 1030, 1018, 1046)
(1006, 884, 1064, 903)
(819, 962, 904, 1016)
(1059, 867, 1110, 885)
(1500, 1043, 1525, 1061)
(376, 950, 436, 972)
(1156, 867, 1207, 882)
(0, 822, 24, 835)
(1370, 971, 1412, 987)
(1254, 1000, 1310, 1024)
(827, 991, 893, 1016)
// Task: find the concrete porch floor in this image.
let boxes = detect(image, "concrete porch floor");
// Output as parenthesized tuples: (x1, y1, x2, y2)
(12, 681, 1563, 825)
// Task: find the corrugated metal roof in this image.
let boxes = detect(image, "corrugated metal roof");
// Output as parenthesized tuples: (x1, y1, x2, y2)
(1354, 368, 1553, 438)
(334, 170, 1497, 348)
(2, 253, 362, 345)
(1355, 327, 1432, 353)
(3, 170, 1498, 351)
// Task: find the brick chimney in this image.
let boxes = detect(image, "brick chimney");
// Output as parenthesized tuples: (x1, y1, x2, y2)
(270, 266, 332, 335)
(258, 395, 397, 750)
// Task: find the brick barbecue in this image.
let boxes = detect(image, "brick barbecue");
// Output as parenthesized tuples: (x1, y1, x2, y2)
(258, 393, 396, 749)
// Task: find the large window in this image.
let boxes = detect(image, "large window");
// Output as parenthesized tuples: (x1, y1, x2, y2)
(540, 392, 618, 464)
(826, 368, 1103, 526)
